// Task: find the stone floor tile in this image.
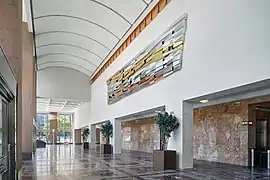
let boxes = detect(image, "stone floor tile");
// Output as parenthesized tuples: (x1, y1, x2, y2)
(21, 145, 270, 180)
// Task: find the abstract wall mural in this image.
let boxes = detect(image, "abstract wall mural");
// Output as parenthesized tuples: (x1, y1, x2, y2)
(107, 14, 188, 104)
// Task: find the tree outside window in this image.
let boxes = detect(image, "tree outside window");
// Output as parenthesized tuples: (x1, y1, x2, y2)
(37, 113, 72, 143)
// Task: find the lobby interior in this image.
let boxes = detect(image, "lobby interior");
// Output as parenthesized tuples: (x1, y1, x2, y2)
(1, 0, 270, 179)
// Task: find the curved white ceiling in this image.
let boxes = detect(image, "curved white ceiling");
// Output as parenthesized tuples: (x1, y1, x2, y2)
(33, 0, 155, 76)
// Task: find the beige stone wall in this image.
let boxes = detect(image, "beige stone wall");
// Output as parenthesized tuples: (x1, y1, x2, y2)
(22, 22, 34, 153)
(193, 95, 270, 166)
(121, 117, 160, 152)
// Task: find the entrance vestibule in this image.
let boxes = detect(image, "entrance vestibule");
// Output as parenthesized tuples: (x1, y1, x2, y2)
(249, 101, 270, 168)
(193, 94, 270, 168)
(0, 47, 17, 179)
(121, 116, 159, 153)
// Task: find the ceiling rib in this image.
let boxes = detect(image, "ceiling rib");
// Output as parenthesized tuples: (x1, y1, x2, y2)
(91, 0, 171, 82)
(38, 53, 98, 68)
(34, 15, 120, 39)
(39, 61, 92, 74)
(37, 43, 104, 60)
(36, 31, 111, 50)
(92, 3, 151, 79)
(33, 0, 158, 77)
(141, 0, 148, 5)
(89, 0, 132, 25)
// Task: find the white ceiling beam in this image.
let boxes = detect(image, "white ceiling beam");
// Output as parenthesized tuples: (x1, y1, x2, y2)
(23, 0, 33, 32)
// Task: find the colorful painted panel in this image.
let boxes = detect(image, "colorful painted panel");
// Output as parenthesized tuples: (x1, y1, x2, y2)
(107, 14, 188, 104)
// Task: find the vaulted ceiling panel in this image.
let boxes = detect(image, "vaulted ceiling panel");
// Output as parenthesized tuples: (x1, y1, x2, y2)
(34, 17, 118, 48)
(33, 0, 157, 77)
(33, 0, 130, 37)
(37, 45, 103, 66)
(36, 32, 110, 59)
(39, 63, 92, 77)
(38, 54, 97, 72)
(98, 0, 149, 23)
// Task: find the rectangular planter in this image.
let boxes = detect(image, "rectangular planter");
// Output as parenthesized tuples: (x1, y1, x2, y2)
(100, 144, 112, 154)
(83, 142, 89, 149)
(153, 150, 176, 170)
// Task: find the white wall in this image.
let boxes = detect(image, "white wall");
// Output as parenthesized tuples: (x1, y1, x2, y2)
(37, 67, 91, 101)
(22, 0, 33, 32)
(74, 101, 91, 129)
(76, 0, 270, 168)
(89, 0, 270, 123)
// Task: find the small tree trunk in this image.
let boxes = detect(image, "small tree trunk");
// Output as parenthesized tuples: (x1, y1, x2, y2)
(106, 136, 109, 144)
(160, 131, 166, 150)
(164, 137, 169, 150)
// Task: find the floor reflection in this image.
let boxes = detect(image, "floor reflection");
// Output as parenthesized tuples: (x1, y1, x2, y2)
(21, 145, 270, 180)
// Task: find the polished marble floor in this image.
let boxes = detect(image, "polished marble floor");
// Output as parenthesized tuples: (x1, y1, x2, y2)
(21, 145, 270, 180)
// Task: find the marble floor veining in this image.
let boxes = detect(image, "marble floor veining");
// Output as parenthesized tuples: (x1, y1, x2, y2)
(22, 145, 270, 180)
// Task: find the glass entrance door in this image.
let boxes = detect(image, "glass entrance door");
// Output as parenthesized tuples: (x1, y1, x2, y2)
(0, 46, 16, 180)
(0, 96, 9, 180)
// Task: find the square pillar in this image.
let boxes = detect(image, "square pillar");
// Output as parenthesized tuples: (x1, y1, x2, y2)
(112, 119, 121, 154)
(96, 128, 100, 144)
(180, 102, 194, 169)
(90, 125, 96, 145)
(73, 129, 82, 145)
(49, 112, 58, 144)
(167, 102, 193, 169)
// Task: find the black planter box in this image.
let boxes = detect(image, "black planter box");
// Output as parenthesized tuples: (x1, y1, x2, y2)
(153, 150, 176, 170)
(83, 142, 89, 149)
(100, 144, 112, 154)
(36, 140, 46, 148)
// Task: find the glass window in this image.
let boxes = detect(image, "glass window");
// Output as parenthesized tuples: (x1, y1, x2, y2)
(36, 113, 73, 144)
(36, 114, 49, 142)
(58, 114, 72, 144)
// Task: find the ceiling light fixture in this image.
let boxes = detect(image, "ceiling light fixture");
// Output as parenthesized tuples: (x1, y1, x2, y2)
(199, 99, 209, 104)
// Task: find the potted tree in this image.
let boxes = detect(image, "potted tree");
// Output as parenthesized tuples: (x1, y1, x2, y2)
(82, 128, 90, 149)
(153, 111, 179, 170)
(100, 121, 113, 154)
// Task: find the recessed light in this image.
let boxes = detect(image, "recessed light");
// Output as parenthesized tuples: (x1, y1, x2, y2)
(199, 99, 208, 103)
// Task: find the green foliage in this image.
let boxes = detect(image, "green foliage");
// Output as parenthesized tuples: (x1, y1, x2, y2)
(82, 128, 90, 142)
(155, 111, 179, 150)
(101, 121, 113, 144)
(58, 118, 71, 130)
(40, 117, 71, 137)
